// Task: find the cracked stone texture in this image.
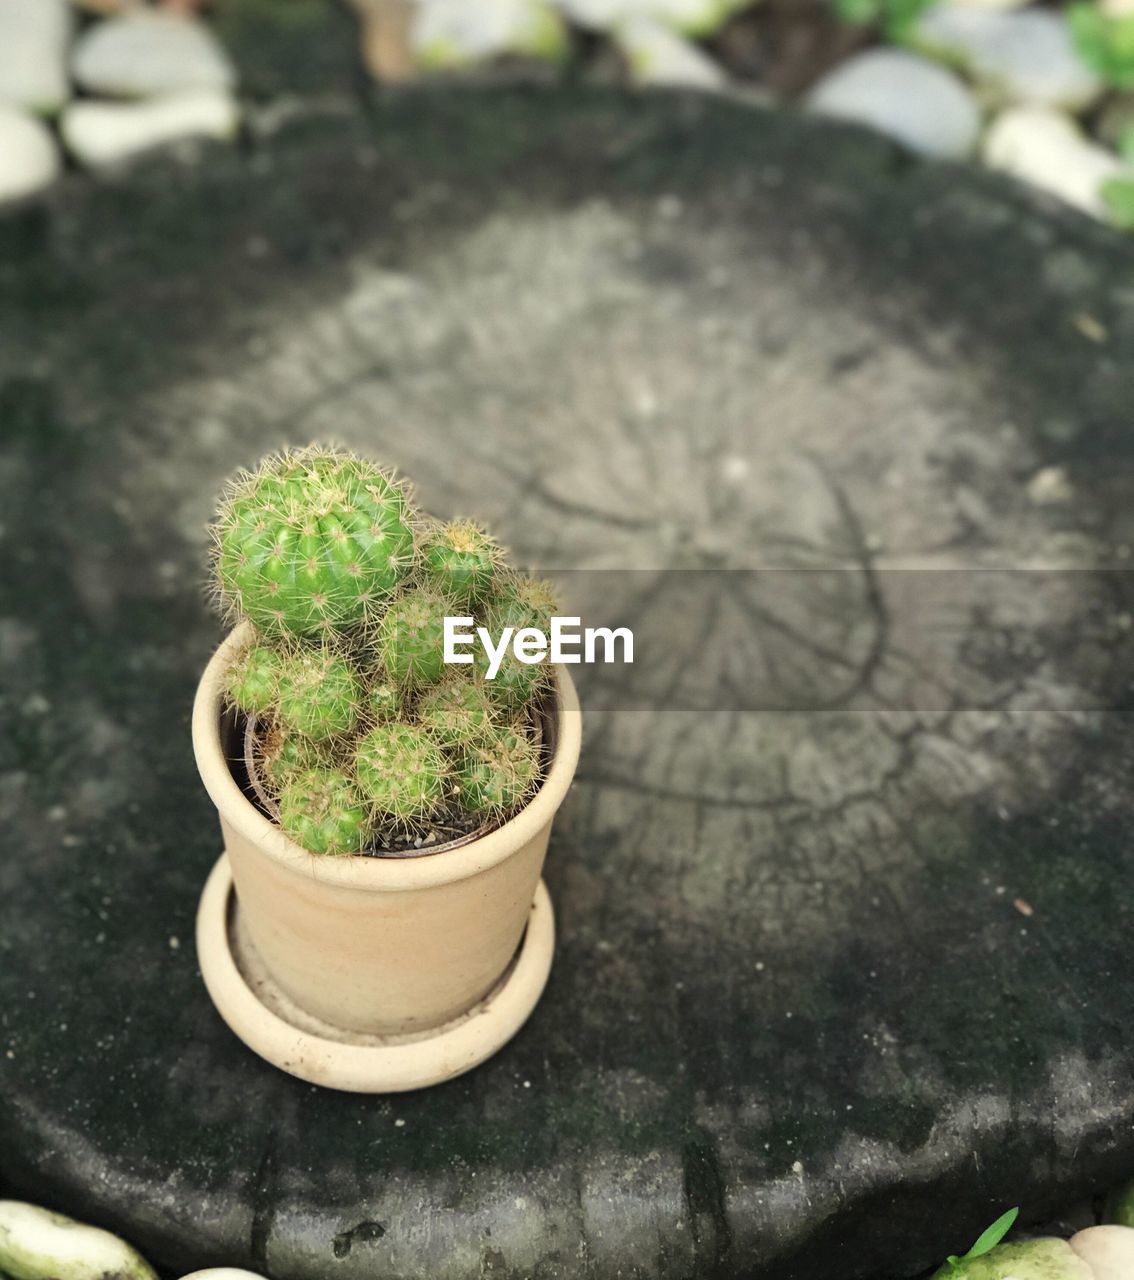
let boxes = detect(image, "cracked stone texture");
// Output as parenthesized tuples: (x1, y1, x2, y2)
(2, 90, 1134, 1280)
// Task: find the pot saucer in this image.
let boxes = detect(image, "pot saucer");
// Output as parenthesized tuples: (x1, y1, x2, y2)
(195, 855, 555, 1093)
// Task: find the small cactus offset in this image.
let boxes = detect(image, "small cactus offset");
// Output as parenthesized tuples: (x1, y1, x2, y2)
(492, 574, 560, 631)
(211, 444, 556, 854)
(475, 646, 547, 711)
(277, 647, 364, 741)
(277, 767, 369, 855)
(258, 722, 331, 789)
(226, 641, 282, 716)
(355, 723, 448, 824)
(421, 519, 501, 601)
(417, 677, 498, 746)
(456, 725, 540, 814)
(375, 589, 451, 689)
(476, 574, 560, 710)
(367, 677, 402, 723)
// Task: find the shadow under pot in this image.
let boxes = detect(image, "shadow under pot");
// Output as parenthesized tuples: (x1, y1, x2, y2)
(191, 623, 582, 1092)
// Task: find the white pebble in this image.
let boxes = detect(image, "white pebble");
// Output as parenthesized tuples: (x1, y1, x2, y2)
(915, 7, 1103, 111)
(0, 0, 72, 114)
(72, 11, 235, 99)
(1027, 466, 1073, 506)
(940, 0, 1029, 8)
(62, 91, 240, 168)
(0, 107, 60, 205)
(410, 0, 569, 69)
(1070, 1225, 1134, 1280)
(983, 106, 1126, 218)
(0, 1201, 157, 1280)
(179, 1272, 270, 1280)
(806, 49, 980, 159)
(557, 0, 746, 35)
(615, 15, 727, 90)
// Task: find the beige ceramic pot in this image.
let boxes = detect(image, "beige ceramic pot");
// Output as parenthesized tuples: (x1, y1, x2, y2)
(192, 624, 581, 1039)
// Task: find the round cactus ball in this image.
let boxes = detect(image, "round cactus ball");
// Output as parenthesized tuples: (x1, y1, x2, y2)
(455, 725, 539, 814)
(422, 520, 500, 601)
(375, 590, 450, 689)
(277, 767, 369, 855)
(355, 722, 448, 823)
(277, 649, 364, 741)
(417, 677, 498, 746)
(213, 447, 415, 638)
(226, 642, 282, 716)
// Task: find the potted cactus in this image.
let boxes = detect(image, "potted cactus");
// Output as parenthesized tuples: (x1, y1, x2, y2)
(191, 446, 581, 1091)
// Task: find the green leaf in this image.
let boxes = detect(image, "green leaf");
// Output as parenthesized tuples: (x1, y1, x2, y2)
(882, 0, 936, 42)
(832, 0, 882, 26)
(1102, 176, 1134, 230)
(830, 0, 936, 38)
(944, 1207, 1019, 1270)
(1068, 2, 1134, 88)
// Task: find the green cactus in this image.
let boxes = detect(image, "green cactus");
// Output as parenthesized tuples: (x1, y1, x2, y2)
(489, 573, 558, 626)
(375, 589, 451, 689)
(476, 574, 558, 710)
(417, 676, 498, 746)
(226, 640, 282, 715)
(259, 722, 331, 790)
(422, 519, 501, 602)
(212, 446, 415, 638)
(277, 648, 364, 741)
(475, 647, 547, 711)
(367, 677, 403, 723)
(277, 767, 369, 855)
(355, 722, 448, 823)
(455, 724, 539, 814)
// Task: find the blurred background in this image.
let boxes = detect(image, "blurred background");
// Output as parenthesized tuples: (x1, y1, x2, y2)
(5, 4, 1134, 1280)
(5, 0, 1134, 225)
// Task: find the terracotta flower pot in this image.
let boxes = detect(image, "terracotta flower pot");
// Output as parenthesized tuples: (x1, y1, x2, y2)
(192, 624, 581, 1045)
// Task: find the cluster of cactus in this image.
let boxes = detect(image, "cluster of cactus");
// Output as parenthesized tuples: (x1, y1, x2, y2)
(212, 446, 555, 855)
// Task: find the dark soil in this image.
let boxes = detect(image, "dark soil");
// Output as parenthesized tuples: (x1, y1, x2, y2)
(708, 0, 875, 97)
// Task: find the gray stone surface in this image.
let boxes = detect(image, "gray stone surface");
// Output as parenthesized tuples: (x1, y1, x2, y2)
(1, 90, 1134, 1280)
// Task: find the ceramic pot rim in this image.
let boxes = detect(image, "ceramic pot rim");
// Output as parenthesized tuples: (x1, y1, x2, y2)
(192, 622, 582, 892)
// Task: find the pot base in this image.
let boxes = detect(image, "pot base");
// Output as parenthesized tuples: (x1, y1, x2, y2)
(195, 855, 555, 1093)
